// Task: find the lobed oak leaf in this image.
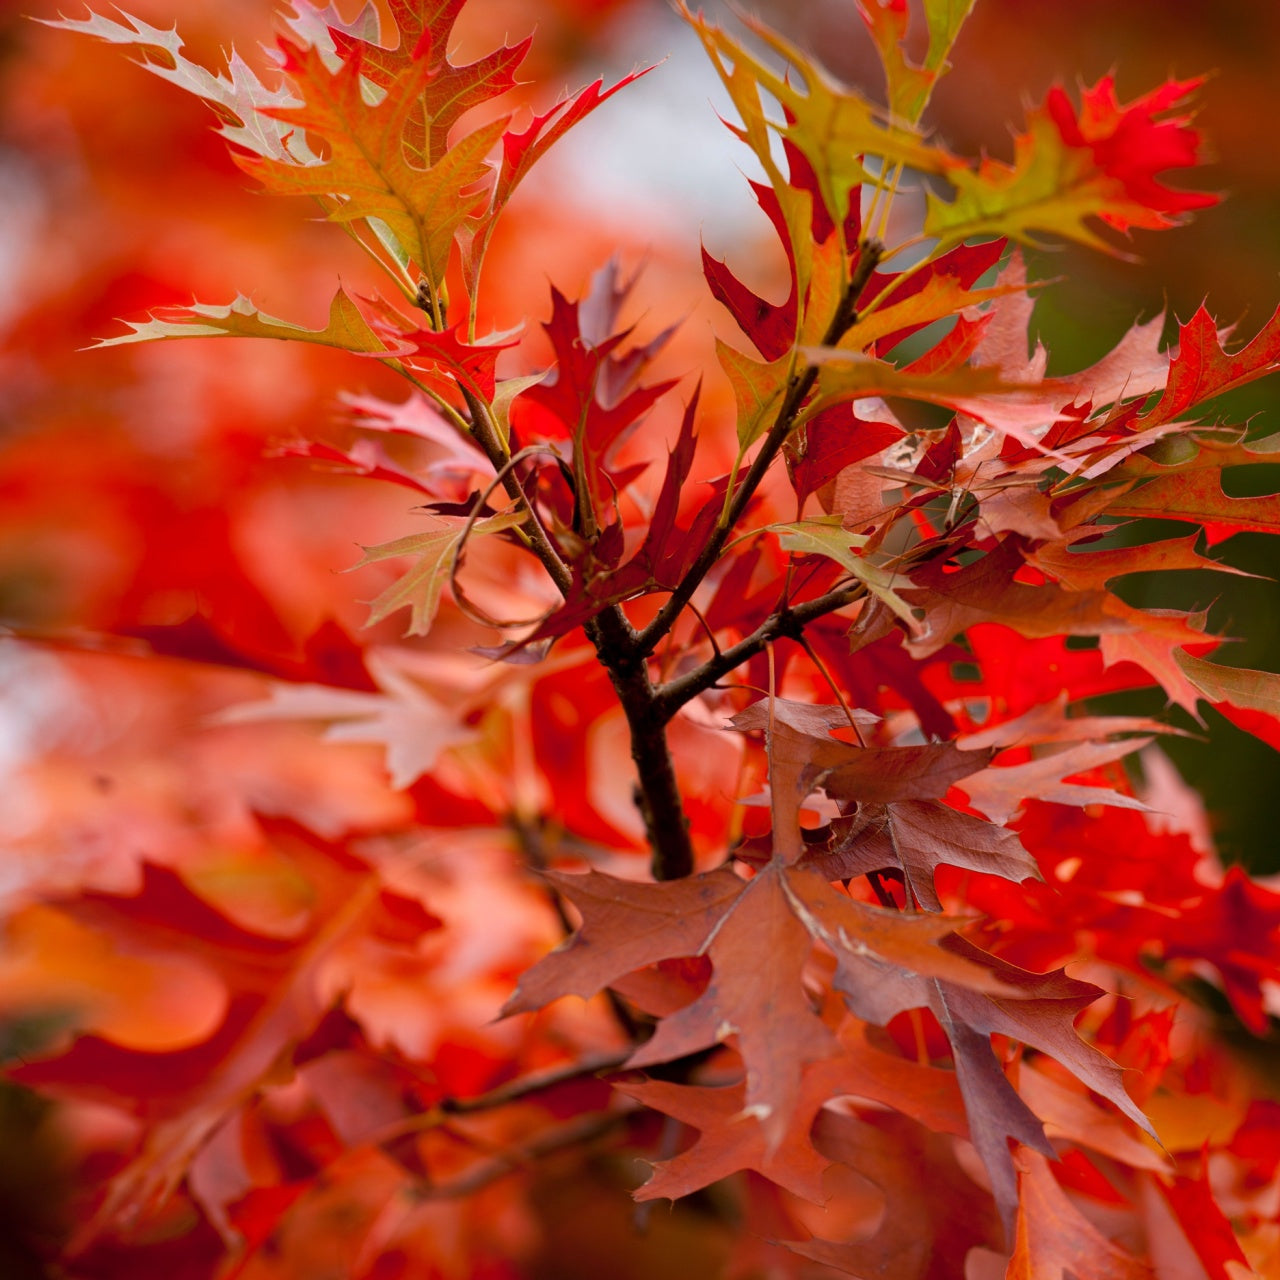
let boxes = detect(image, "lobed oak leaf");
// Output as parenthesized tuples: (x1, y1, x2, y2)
(1008, 1148, 1154, 1279)
(923, 938, 1155, 1236)
(768, 518, 922, 633)
(793, 1108, 1002, 1278)
(829, 1017, 969, 1137)
(800, 346, 1089, 457)
(1135, 304, 1280, 428)
(283, 0, 381, 53)
(789, 405, 904, 508)
(1146, 1163, 1254, 1279)
(272, 437, 438, 496)
(718, 340, 794, 453)
(543, 864, 837, 1151)
(338, 389, 496, 491)
(351, 509, 526, 638)
(681, 5, 950, 239)
(621, 1012, 974, 1206)
(504, 861, 1005, 1150)
(1017, 1060, 1168, 1174)
(1032, 532, 1246, 592)
(957, 693, 1176, 753)
(729, 696, 992, 870)
(1173, 651, 1280, 751)
(702, 180, 798, 362)
(492, 395, 745, 651)
(900, 541, 1135, 659)
(521, 266, 678, 526)
(926, 76, 1214, 253)
(959, 737, 1152, 825)
(242, 38, 507, 287)
(618, 1074, 834, 1203)
(1098, 607, 1214, 717)
(836, 269, 1024, 358)
(780, 869, 1015, 1028)
(1105, 466, 1280, 541)
(329, 0, 529, 167)
(45, 6, 302, 160)
(368, 314, 521, 401)
(811, 799, 1040, 912)
(461, 66, 655, 293)
(91, 289, 389, 355)
(819, 740, 995, 806)
(215, 650, 478, 790)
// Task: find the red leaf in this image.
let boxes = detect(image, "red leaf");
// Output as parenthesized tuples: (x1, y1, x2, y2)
(1047, 75, 1216, 231)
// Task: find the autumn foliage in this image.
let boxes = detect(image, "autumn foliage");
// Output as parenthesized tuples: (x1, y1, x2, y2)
(4, 0, 1280, 1275)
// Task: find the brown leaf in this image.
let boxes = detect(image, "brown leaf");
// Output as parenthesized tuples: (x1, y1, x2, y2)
(793, 1109, 1003, 1277)
(959, 739, 1152, 825)
(505, 861, 1007, 1150)
(902, 542, 1133, 659)
(618, 1074, 833, 1203)
(809, 799, 1041, 910)
(1008, 1149, 1154, 1279)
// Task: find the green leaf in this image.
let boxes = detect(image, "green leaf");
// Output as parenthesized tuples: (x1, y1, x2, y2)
(925, 111, 1122, 251)
(835, 271, 1023, 354)
(490, 373, 550, 448)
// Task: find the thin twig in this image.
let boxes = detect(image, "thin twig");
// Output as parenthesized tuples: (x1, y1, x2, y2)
(414, 1113, 629, 1200)
(459, 383, 574, 595)
(653, 582, 868, 719)
(440, 1052, 633, 1116)
(796, 633, 866, 745)
(447, 445, 571, 630)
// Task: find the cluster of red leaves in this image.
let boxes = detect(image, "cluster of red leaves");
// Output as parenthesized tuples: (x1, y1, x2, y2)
(2, 0, 1280, 1277)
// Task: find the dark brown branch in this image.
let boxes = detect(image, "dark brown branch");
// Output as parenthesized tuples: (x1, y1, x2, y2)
(652, 582, 867, 719)
(586, 609, 696, 881)
(468, 245, 883, 887)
